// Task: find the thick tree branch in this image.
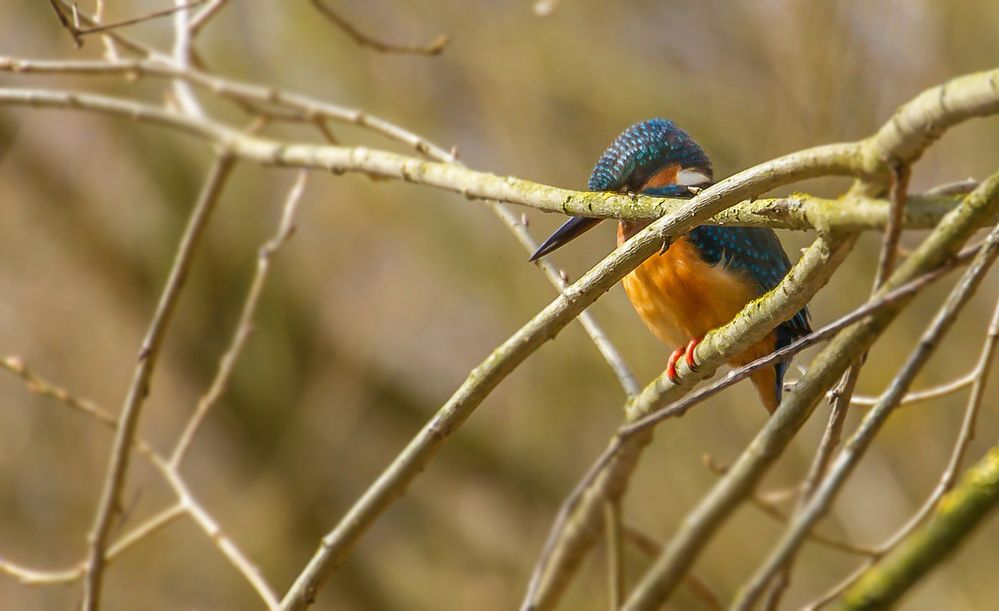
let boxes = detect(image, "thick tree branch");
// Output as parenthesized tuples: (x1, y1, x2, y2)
(2, 62, 997, 231)
(0, 85, 992, 234)
(863, 70, 999, 170)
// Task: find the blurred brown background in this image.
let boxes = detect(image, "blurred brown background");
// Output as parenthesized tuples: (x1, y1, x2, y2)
(1, 1, 998, 609)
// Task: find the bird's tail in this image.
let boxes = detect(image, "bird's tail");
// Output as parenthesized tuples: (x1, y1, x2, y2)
(750, 367, 781, 413)
(739, 328, 795, 413)
(750, 327, 796, 413)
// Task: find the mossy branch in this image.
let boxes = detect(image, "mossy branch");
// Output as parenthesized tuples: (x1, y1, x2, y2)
(836, 443, 999, 610)
(1, 63, 996, 231)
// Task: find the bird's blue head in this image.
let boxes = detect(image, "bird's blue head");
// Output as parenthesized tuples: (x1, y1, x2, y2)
(530, 119, 713, 261)
(588, 119, 712, 193)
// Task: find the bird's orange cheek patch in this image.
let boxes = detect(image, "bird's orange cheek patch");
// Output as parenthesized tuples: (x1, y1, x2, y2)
(641, 163, 680, 189)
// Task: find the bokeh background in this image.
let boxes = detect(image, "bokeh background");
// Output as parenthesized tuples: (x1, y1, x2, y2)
(2, 1, 998, 609)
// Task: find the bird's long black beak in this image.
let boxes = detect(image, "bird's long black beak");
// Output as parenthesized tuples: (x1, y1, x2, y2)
(528, 216, 603, 262)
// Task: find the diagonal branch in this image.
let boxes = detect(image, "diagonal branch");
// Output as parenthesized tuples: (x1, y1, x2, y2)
(763, 160, 914, 607)
(82, 1, 207, 37)
(188, 0, 232, 36)
(81, 155, 235, 611)
(47, 0, 82, 47)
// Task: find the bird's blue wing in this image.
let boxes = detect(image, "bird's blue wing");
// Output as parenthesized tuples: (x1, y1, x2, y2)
(686, 225, 811, 405)
(686, 225, 811, 339)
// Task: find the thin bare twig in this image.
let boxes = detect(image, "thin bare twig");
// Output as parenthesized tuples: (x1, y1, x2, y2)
(309, 0, 448, 56)
(82, 155, 235, 611)
(765, 165, 911, 605)
(500, 204, 640, 397)
(881, 298, 999, 547)
(0, 501, 181, 586)
(604, 499, 624, 609)
(188, 0, 232, 35)
(85, 1, 206, 36)
(171, 171, 307, 468)
(51, 0, 207, 40)
(54, 0, 163, 57)
(47, 0, 82, 47)
(762, 366, 857, 608)
(159, 463, 279, 608)
(848, 369, 978, 406)
(874, 164, 912, 288)
(621, 525, 724, 611)
(170, 0, 204, 118)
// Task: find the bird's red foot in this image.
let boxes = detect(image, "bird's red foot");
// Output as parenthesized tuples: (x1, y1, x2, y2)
(685, 337, 701, 372)
(667, 337, 702, 384)
(666, 346, 684, 383)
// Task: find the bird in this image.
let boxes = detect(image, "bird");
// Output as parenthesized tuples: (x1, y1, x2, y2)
(530, 119, 810, 412)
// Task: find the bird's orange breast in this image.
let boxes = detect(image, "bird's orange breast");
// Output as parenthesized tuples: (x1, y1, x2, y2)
(619, 224, 780, 410)
(619, 227, 758, 345)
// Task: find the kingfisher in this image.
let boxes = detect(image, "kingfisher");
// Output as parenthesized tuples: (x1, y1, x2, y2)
(530, 119, 810, 412)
